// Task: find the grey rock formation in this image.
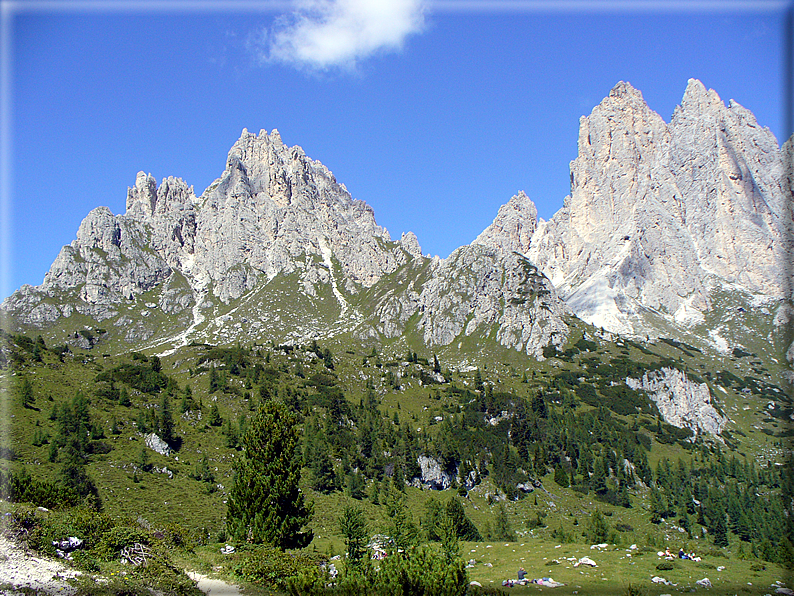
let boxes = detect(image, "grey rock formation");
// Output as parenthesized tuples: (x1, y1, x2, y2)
(415, 455, 455, 490)
(626, 367, 727, 436)
(473, 191, 537, 254)
(529, 80, 792, 341)
(417, 244, 569, 358)
(3, 80, 787, 362)
(2, 129, 415, 348)
(144, 433, 171, 456)
(413, 190, 569, 358)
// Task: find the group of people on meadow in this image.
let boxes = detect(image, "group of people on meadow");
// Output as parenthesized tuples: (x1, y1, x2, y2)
(663, 547, 701, 562)
(502, 568, 564, 588)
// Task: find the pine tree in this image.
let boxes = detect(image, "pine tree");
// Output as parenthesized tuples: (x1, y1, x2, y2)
(159, 394, 175, 446)
(339, 502, 368, 564)
(384, 482, 418, 551)
(346, 471, 365, 500)
(554, 463, 569, 487)
(590, 456, 608, 495)
(323, 348, 334, 370)
(209, 403, 222, 426)
(494, 503, 515, 541)
(226, 399, 313, 548)
(711, 511, 729, 547)
(586, 510, 610, 543)
(193, 455, 215, 488)
(19, 377, 34, 408)
(223, 418, 239, 449)
(59, 436, 100, 507)
(474, 369, 484, 393)
(307, 435, 338, 493)
(119, 387, 131, 407)
(446, 496, 482, 541)
(439, 511, 460, 563)
(138, 447, 150, 472)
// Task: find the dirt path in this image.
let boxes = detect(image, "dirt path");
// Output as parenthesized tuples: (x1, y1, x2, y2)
(0, 534, 241, 596)
(0, 535, 81, 595)
(187, 571, 243, 595)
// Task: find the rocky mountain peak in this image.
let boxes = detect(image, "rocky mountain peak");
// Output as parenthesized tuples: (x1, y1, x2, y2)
(126, 172, 158, 217)
(2, 80, 789, 363)
(679, 77, 720, 109)
(473, 191, 537, 254)
(399, 231, 423, 258)
(529, 78, 792, 345)
(608, 80, 645, 102)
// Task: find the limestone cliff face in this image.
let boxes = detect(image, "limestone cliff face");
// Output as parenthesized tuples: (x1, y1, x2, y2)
(2, 129, 570, 356)
(3, 129, 410, 332)
(472, 191, 537, 254)
(528, 80, 792, 339)
(626, 367, 727, 437)
(417, 243, 569, 359)
(669, 80, 791, 298)
(412, 190, 568, 358)
(124, 129, 406, 304)
(358, 192, 570, 359)
(3, 81, 789, 359)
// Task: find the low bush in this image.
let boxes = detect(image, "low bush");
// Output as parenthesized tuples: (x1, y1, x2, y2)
(336, 548, 468, 596)
(234, 545, 322, 591)
(27, 506, 114, 554)
(656, 561, 675, 571)
(95, 525, 150, 561)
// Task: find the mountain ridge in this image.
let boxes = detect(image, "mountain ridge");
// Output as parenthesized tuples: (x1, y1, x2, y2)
(2, 79, 792, 368)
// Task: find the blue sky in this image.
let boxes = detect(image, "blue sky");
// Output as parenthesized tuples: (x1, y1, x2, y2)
(1, 0, 790, 299)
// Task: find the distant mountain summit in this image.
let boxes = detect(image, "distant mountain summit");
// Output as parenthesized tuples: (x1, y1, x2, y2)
(529, 79, 792, 337)
(3, 80, 791, 364)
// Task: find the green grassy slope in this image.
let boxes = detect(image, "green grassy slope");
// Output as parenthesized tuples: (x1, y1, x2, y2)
(1, 327, 791, 594)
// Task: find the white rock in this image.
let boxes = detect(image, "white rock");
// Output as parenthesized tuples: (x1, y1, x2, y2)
(529, 79, 792, 340)
(626, 367, 726, 436)
(574, 556, 598, 567)
(145, 433, 171, 456)
(416, 455, 455, 490)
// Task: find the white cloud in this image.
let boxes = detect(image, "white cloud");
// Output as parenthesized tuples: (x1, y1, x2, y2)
(265, 0, 427, 70)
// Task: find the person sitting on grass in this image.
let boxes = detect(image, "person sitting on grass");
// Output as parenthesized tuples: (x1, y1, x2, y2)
(518, 568, 526, 581)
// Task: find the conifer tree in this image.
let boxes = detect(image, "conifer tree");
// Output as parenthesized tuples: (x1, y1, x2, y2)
(209, 403, 222, 426)
(711, 511, 729, 547)
(384, 481, 418, 551)
(554, 463, 569, 487)
(59, 436, 100, 506)
(338, 502, 368, 564)
(446, 496, 482, 541)
(159, 394, 175, 446)
(19, 376, 34, 408)
(474, 369, 484, 393)
(226, 399, 313, 548)
(119, 387, 131, 407)
(494, 503, 515, 541)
